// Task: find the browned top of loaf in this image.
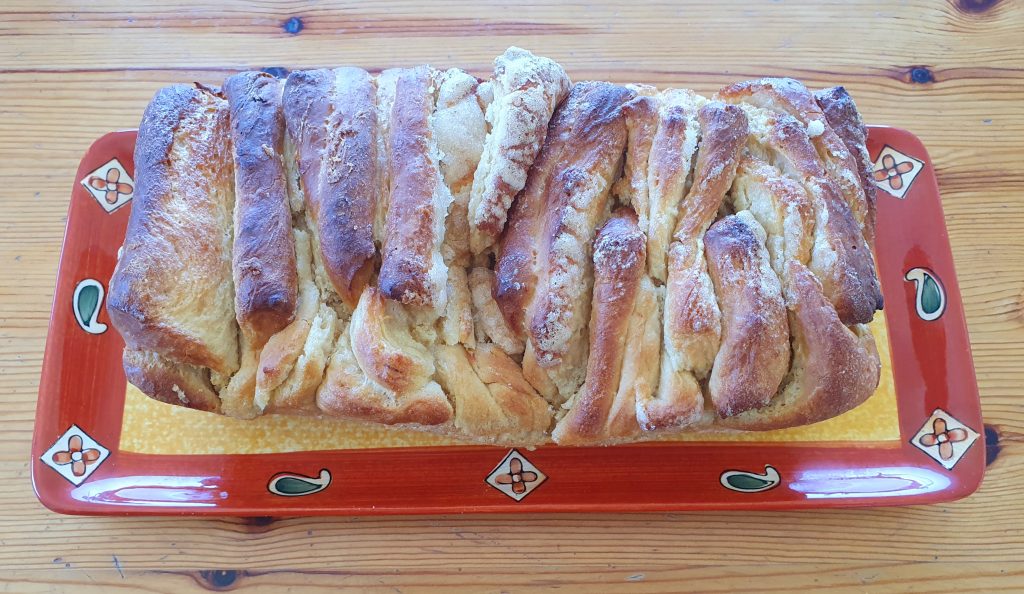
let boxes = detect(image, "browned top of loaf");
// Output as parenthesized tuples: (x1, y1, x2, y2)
(495, 81, 634, 336)
(767, 115, 882, 324)
(814, 85, 878, 245)
(722, 260, 880, 430)
(468, 46, 571, 254)
(704, 214, 789, 417)
(378, 65, 447, 308)
(673, 101, 747, 240)
(282, 67, 378, 308)
(107, 84, 239, 375)
(719, 78, 871, 229)
(223, 72, 297, 346)
(554, 208, 646, 443)
(719, 78, 825, 128)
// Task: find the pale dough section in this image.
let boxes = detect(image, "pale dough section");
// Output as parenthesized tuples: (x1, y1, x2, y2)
(119, 314, 898, 454)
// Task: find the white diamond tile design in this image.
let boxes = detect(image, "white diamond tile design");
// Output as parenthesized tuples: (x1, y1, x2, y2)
(40, 424, 110, 486)
(871, 145, 925, 200)
(80, 157, 134, 213)
(485, 449, 546, 501)
(911, 409, 979, 470)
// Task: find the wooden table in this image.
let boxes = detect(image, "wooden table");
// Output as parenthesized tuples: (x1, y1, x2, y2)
(2, 1, 1022, 591)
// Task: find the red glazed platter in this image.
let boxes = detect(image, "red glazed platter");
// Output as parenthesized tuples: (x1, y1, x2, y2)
(31, 126, 984, 515)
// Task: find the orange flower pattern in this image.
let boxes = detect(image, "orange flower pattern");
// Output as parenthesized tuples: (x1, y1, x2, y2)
(51, 434, 102, 477)
(918, 418, 969, 461)
(872, 153, 915, 191)
(494, 457, 539, 495)
(87, 167, 133, 204)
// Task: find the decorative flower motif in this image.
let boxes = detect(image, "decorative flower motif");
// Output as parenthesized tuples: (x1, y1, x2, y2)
(87, 168, 133, 205)
(493, 456, 539, 495)
(872, 153, 915, 191)
(918, 418, 969, 461)
(50, 434, 102, 477)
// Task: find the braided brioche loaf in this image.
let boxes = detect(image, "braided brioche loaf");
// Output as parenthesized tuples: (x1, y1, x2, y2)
(108, 48, 882, 446)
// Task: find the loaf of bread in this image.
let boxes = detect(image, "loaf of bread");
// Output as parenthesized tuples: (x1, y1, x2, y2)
(108, 48, 884, 445)
(108, 84, 238, 413)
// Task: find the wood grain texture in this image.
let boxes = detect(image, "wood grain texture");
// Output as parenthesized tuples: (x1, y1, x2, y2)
(1, 0, 1022, 591)
(3, 563, 1024, 592)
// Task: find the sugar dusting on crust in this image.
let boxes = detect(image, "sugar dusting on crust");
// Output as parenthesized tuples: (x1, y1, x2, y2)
(468, 47, 570, 254)
(172, 384, 189, 405)
(805, 119, 825, 137)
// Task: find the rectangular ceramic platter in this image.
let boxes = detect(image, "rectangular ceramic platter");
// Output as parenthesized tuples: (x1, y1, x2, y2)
(32, 126, 984, 515)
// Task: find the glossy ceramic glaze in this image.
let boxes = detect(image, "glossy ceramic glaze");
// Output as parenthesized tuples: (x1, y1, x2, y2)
(31, 127, 984, 515)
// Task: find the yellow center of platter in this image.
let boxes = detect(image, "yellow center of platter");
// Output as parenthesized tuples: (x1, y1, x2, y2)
(119, 315, 899, 454)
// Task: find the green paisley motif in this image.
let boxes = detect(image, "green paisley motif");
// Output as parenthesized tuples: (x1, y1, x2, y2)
(267, 469, 331, 497)
(725, 474, 774, 491)
(904, 268, 946, 321)
(920, 273, 943, 316)
(73, 279, 108, 334)
(720, 465, 781, 493)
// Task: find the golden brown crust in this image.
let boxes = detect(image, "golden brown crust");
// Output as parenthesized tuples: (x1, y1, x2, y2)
(730, 155, 814, 275)
(108, 84, 239, 377)
(704, 212, 789, 417)
(316, 289, 453, 426)
(434, 344, 552, 444)
(256, 313, 310, 397)
(645, 91, 705, 282)
(379, 66, 451, 309)
(765, 114, 882, 325)
(723, 150, 881, 428)
(469, 267, 524, 355)
(617, 90, 705, 282)
(614, 93, 658, 216)
(496, 82, 631, 337)
(282, 67, 378, 308)
(316, 348, 454, 426)
(123, 349, 221, 413)
(223, 72, 298, 347)
(433, 68, 489, 267)
(553, 208, 647, 445)
(263, 303, 336, 415)
(373, 68, 402, 245)
(648, 101, 747, 430)
(495, 81, 634, 400)
(718, 81, 882, 325)
(471, 344, 552, 433)
(469, 47, 571, 255)
(248, 228, 337, 415)
(717, 78, 871, 240)
(350, 286, 436, 394)
(721, 261, 880, 430)
(815, 85, 878, 246)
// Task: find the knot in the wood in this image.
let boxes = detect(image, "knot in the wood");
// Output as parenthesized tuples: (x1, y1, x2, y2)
(985, 424, 1001, 466)
(197, 570, 241, 590)
(244, 515, 275, 526)
(955, 0, 1000, 14)
(282, 17, 304, 35)
(908, 66, 935, 84)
